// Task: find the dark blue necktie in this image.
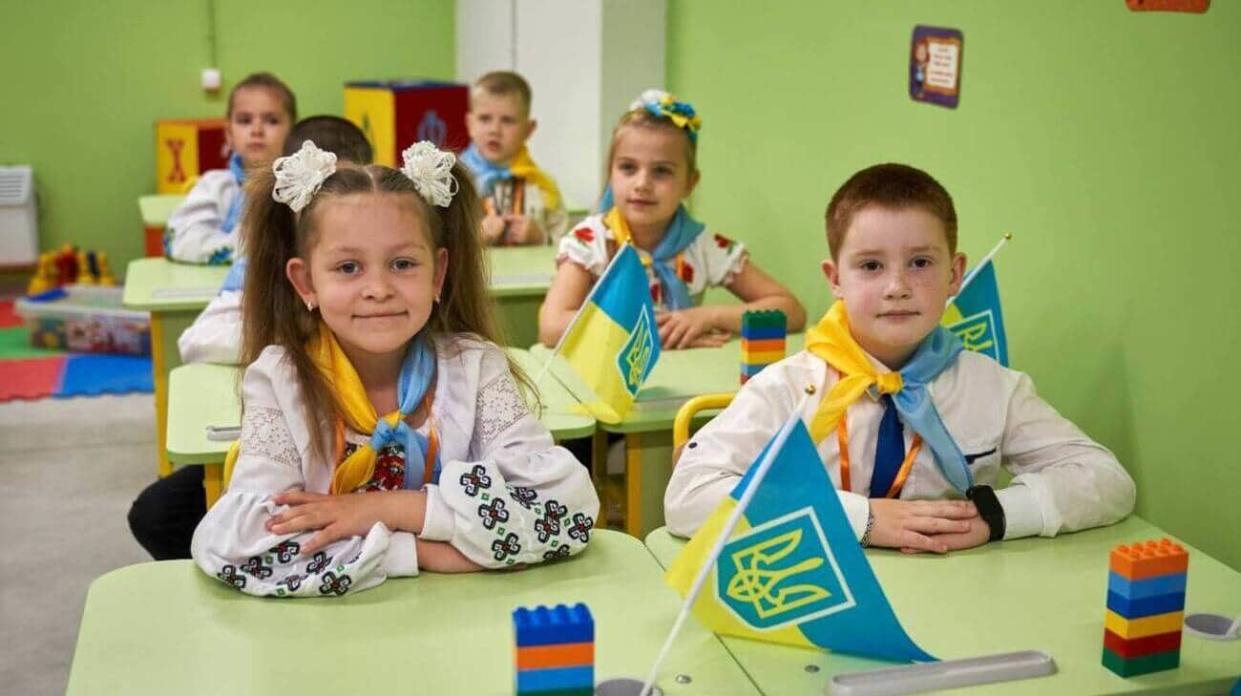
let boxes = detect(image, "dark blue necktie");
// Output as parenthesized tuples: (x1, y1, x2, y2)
(871, 395, 905, 497)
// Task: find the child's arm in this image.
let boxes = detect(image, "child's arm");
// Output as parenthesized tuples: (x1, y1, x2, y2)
(164, 171, 240, 265)
(190, 350, 422, 597)
(537, 261, 595, 347)
(418, 345, 601, 569)
(658, 260, 807, 349)
(177, 290, 243, 364)
(991, 371, 1136, 539)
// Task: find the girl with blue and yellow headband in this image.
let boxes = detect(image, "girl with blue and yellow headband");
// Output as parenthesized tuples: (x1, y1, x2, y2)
(190, 140, 599, 598)
(539, 89, 807, 350)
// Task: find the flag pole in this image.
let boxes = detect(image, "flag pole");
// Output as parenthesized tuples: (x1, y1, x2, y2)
(533, 242, 632, 387)
(947, 232, 1012, 307)
(638, 395, 812, 696)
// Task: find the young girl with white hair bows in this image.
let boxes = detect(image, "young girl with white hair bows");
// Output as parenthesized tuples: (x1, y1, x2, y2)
(191, 140, 599, 597)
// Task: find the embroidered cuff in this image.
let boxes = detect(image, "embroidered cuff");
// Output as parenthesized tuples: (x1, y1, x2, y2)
(419, 484, 457, 542)
(383, 531, 419, 577)
(995, 484, 1045, 540)
(839, 491, 871, 541)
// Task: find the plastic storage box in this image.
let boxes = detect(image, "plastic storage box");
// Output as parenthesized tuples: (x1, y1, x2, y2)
(16, 285, 150, 355)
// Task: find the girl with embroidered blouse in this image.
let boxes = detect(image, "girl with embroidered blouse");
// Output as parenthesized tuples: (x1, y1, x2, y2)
(538, 90, 806, 349)
(164, 72, 295, 264)
(190, 140, 600, 597)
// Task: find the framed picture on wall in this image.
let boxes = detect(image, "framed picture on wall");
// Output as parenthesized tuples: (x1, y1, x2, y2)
(910, 26, 963, 109)
(1125, 0, 1209, 12)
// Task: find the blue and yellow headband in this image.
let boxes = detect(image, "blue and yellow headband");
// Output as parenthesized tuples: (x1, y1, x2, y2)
(630, 89, 702, 144)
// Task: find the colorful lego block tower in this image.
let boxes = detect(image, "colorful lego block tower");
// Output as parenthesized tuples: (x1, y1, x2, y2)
(343, 81, 470, 167)
(1103, 538, 1189, 677)
(740, 310, 787, 384)
(155, 118, 228, 194)
(513, 603, 594, 695)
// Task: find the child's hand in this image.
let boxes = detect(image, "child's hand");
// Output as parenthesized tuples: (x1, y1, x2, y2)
(268, 490, 418, 556)
(921, 506, 992, 552)
(866, 498, 976, 554)
(414, 538, 484, 573)
(481, 213, 507, 245)
(657, 307, 723, 349)
(504, 215, 545, 245)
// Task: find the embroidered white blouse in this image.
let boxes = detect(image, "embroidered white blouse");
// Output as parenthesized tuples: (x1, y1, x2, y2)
(191, 334, 600, 597)
(555, 213, 748, 309)
(163, 170, 240, 264)
(665, 349, 1136, 541)
(177, 290, 242, 364)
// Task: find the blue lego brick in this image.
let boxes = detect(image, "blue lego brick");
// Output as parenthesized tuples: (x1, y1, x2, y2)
(740, 362, 770, 377)
(513, 603, 594, 647)
(516, 665, 594, 692)
(1106, 590, 1186, 619)
(1107, 570, 1187, 599)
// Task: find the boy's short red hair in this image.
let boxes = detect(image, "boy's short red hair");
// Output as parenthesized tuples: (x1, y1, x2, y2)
(825, 163, 957, 259)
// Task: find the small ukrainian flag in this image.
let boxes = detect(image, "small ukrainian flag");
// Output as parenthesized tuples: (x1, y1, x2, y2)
(943, 259, 1008, 367)
(560, 243, 660, 423)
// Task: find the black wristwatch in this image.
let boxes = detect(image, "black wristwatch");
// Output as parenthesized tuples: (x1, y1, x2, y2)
(967, 485, 1006, 542)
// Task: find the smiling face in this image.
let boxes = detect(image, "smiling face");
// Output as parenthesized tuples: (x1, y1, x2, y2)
(286, 192, 447, 366)
(608, 124, 699, 233)
(466, 92, 534, 166)
(226, 86, 292, 168)
(822, 204, 965, 369)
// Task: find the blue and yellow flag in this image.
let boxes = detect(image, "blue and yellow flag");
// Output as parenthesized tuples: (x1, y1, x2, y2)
(560, 244, 660, 423)
(943, 259, 1008, 367)
(666, 415, 936, 663)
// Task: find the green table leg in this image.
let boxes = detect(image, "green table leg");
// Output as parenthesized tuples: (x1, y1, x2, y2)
(625, 430, 674, 538)
(495, 295, 542, 348)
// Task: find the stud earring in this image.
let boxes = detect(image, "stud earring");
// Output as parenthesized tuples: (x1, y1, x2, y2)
(306, 300, 316, 311)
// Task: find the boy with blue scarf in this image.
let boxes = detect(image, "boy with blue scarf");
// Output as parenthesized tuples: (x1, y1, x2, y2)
(665, 163, 1135, 552)
(461, 71, 567, 245)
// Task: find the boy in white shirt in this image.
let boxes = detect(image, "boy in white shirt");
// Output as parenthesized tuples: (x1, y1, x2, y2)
(665, 163, 1135, 553)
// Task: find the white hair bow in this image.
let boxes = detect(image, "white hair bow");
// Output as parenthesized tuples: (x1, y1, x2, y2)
(400, 141, 458, 207)
(630, 88, 671, 111)
(272, 141, 338, 213)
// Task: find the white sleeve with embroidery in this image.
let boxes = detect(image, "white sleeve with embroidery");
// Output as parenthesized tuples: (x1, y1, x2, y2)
(700, 231, 749, 288)
(190, 350, 419, 598)
(554, 217, 608, 277)
(419, 346, 600, 568)
(163, 170, 240, 264)
(177, 290, 243, 364)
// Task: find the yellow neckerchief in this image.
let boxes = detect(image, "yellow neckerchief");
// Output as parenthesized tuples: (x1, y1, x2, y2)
(804, 301, 905, 443)
(307, 323, 436, 495)
(508, 146, 562, 211)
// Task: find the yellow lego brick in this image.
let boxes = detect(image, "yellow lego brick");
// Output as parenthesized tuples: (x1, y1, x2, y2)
(741, 349, 786, 364)
(1104, 609, 1184, 640)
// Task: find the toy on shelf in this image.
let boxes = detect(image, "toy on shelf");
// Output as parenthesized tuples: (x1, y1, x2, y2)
(26, 245, 115, 295)
(1103, 538, 1189, 678)
(513, 603, 594, 695)
(740, 309, 787, 384)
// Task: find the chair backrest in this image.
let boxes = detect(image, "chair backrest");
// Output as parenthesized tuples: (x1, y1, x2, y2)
(672, 392, 736, 453)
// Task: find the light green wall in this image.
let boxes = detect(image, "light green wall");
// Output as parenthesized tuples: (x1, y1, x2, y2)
(668, 1, 1240, 570)
(0, 0, 454, 270)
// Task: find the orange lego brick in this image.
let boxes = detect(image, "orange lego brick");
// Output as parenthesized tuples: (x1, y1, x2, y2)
(1109, 539, 1189, 580)
(740, 338, 786, 353)
(515, 641, 594, 669)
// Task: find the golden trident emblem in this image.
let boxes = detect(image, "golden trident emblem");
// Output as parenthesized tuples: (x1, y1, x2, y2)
(952, 319, 994, 354)
(624, 313, 653, 391)
(725, 528, 832, 620)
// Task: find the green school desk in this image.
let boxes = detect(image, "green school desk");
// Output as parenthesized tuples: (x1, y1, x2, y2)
(531, 334, 806, 538)
(123, 258, 229, 478)
(66, 531, 760, 696)
(137, 194, 184, 257)
(487, 244, 556, 348)
(644, 517, 1241, 695)
(167, 351, 595, 508)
